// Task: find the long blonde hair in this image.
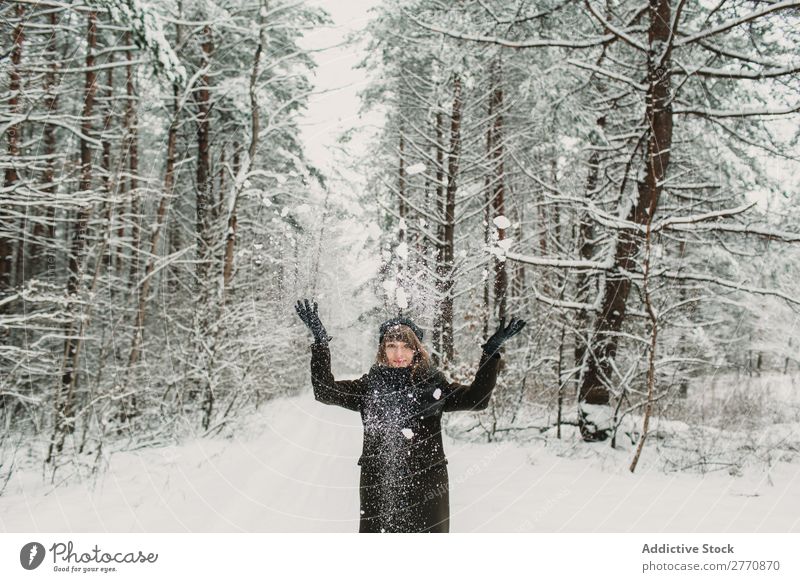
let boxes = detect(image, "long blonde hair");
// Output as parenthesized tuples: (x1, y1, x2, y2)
(375, 324, 434, 382)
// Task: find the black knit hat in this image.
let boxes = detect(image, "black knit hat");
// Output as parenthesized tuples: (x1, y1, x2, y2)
(378, 317, 424, 345)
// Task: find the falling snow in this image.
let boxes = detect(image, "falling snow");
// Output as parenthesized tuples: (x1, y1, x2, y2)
(406, 162, 426, 175)
(493, 215, 511, 229)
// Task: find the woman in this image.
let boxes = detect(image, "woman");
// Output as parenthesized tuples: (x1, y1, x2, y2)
(295, 299, 526, 533)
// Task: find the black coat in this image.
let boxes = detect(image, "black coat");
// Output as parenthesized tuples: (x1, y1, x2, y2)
(310, 343, 501, 533)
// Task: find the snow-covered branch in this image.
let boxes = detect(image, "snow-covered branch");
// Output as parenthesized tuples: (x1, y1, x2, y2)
(404, 11, 614, 49)
(503, 251, 613, 271)
(620, 268, 800, 307)
(674, 1, 800, 47)
(674, 104, 800, 118)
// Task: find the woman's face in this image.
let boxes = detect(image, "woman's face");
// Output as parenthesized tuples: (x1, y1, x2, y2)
(384, 340, 415, 368)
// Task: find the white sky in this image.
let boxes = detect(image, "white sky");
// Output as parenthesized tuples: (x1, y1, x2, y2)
(298, 0, 381, 172)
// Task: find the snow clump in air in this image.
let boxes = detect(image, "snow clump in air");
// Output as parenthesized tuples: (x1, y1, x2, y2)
(382, 279, 397, 294)
(406, 162, 426, 175)
(395, 286, 408, 309)
(396, 241, 408, 260)
(493, 215, 511, 229)
(401, 428, 414, 439)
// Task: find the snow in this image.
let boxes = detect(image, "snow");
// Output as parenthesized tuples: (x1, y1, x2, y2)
(381, 274, 408, 309)
(394, 286, 408, 309)
(580, 403, 614, 433)
(493, 215, 511, 229)
(1, 395, 798, 533)
(433, 388, 442, 400)
(401, 428, 414, 439)
(395, 241, 408, 260)
(497, 238, 513, 251)
(406, 162, 426, 175)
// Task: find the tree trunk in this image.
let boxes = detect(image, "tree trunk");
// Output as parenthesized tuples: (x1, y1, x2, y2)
(482, 68, 495, 340)
(195, 24, 215, 430)
(128, 83, 180, 370)
(432, 110, 444, 364)
(196, 25, 213, 288)
(216, 147, 226, 226)
(223, 13, 265, 304)
(31, 10, 60, 281)
(489, 60, 507, 322)
(511, 195, 525, 299)
(125, 32, 141, 286)
(166, 11, 183, 296)
(630, 219, 658, 472)
(398, 129, 407, 244)
(574, 116, 605, 389)
(1, 3, 24, 295)
(482, 196, 491, 342)
(578, 0, 674, 441)
(49, 10, 98, 462)
(100, 66, 115, 269)
(440, 75, 462, 365)
(222, 144, 241, 296)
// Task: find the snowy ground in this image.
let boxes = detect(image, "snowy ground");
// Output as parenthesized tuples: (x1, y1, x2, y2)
(2, 389, 798, 533)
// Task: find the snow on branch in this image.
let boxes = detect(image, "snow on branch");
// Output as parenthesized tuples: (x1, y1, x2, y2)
(1, 116, 103, 148)
(475, 0, 562, 25)
(619, 268, 800, 307)
(584, 1, 647, 53)
(653, 202, 756, 229)
(696, 39, 793, 68)
(403, 11, 614, 49)
(528, 283, 599, 312)
(135, 246, 193, 289)
(663, 222, 800, 242)
(566, 59, 648, 91)
(98, 0, 187, 87)
(503, 251, 613, 271)
(674, 1, 800, 48)
(673, 104, 800, 118)
(676, 63, 800, 80)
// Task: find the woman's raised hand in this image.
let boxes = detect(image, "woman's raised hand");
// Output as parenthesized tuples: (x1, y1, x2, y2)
(481, 316, 527, 356)
(295, 298, 332, 344)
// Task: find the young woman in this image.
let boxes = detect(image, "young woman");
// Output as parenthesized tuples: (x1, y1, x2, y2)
(295, 299, 526, 533)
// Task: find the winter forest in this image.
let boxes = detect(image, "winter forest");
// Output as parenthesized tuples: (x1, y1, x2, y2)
(2, 0, 800, 532)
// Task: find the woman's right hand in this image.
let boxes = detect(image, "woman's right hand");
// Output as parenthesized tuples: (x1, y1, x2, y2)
(295, 298, 332, 344)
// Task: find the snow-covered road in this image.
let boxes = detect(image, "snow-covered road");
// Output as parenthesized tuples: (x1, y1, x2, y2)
(2, 393, 799, 533)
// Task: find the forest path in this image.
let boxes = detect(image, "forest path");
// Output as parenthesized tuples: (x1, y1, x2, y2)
(1, 395, 799, 532)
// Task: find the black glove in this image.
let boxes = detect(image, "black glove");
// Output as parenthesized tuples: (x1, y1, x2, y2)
(295, 298, 332, 344)
(481, 316, 527, 356)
